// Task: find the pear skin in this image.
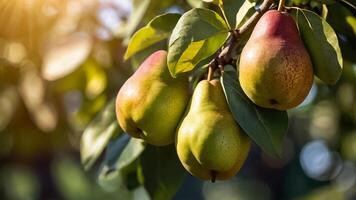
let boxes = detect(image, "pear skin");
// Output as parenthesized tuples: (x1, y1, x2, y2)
(176, 80, 251, 181)
(239, 10, 313, 110)
(116, 50, 189, 146)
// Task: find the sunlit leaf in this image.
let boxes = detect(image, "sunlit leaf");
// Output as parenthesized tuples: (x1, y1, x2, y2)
(124, 13, 181, 60)
(80, 99, 122, 170)
(116, 0, 151, 43)
(83, 60, 107, 100)
(203, 0, 223, 5)
(168, 8, 229, 77)
(292, 8, 343, 85)
(42, 32, 93, 81)
(235, 0, 256, 28)
(221, 66, 288, 157)
(187, 0, 204, 8)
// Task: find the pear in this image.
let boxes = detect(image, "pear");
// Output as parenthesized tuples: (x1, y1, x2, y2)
(176, 80, 251, 181)
(116, 50, 189, 146)
(238, 10, 313, 110)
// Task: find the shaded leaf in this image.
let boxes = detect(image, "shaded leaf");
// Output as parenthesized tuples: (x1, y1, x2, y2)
(223, 0, 245, 27)
(98, 136, 145, 191)
(80, 99, 122, 170)
(292, 8, 343, 85)
(124, 13, 181, 60)
(221, 66, 288, 157)
(168, 8, 229, 77)
(141, 145, 186, 200)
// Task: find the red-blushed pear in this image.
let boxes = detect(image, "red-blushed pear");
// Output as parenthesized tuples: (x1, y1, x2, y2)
(238, 10, 313, 110)
(176, 80, 251, 181)
(116, 50, 189, 146)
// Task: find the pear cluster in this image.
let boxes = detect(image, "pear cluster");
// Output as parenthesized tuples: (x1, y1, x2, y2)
(115, 10, 314, 182)
(116, 50, 250, 181)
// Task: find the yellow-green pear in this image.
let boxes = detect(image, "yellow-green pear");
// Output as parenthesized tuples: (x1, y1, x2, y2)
(116, 50, 189, 146)
(239, 10, 313, 110)
(176, 80, 251, 181)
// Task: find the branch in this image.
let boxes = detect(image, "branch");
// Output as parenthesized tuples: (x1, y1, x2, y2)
(208, 0, 274, 74)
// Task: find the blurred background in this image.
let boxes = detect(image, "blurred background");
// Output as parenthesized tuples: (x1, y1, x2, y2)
(0, 0, 355, 199)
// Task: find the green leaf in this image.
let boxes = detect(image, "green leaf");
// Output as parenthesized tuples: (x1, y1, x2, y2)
(117, 0, 151, 43)
(292, 8, 343, 85)
(98, 135, 146, 191)
(221, 66, 288, 157)
(327, 3, 356, 37)
(130, 41, 167, 70)
(80, 99, 122, 170)
(187, 0, 204, 8)
(124, 13, 181, 60)
(141, 145, 186, 200)
(203, 0, 223, 5)
(168, 8, 229, 77)
(235, 0, 256, 28)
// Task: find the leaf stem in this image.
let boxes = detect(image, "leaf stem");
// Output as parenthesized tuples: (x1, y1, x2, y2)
(219, 4, 231, 30)
(278, 0, 285, 11)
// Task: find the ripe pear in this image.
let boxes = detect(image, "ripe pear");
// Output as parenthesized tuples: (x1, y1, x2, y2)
(238, 10, 313, 110)
(176, 80, 251, 181)
(116, 50, 189, 146)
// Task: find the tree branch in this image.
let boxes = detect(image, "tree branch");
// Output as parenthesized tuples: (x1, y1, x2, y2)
(208, 0, 274, 74)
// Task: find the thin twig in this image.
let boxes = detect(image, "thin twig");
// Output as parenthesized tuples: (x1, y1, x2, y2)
(278, 0, 285, 11)
(214, 0, 274, 69)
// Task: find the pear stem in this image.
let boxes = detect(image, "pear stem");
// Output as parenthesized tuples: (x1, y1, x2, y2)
(278, 0, 285, 11)
(207, 65, 213, 81)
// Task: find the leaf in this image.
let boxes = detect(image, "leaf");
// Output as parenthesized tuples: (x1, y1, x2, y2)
(124, 13, 181, 60)
(292, 8, 343, 85)
(235, 0, 256, 28)
(130, 41, 167, 70)
(141, 145, 186, 200)
(187, 0, 204, 8)
(221, 66, 288, 157)
(203, 0, 223, 5)
(326, 3, 356, 37)
(116, 0, 151, 43)
(42, 32, 92, 81)
(83, 60, 107, 99)
(222, 0, 245, 26)
(0, 86, 18, 131)
(98, 135, 146, 191)
(168, 8, 229, 77)
(80, 99, 122, 170)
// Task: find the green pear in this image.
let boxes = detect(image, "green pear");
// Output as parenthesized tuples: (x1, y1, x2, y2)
(176, 80, 251, 181)
(239, 10, 313, 110)
(116, 50, 189, 146)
